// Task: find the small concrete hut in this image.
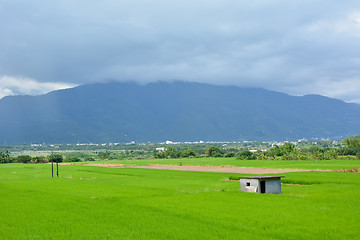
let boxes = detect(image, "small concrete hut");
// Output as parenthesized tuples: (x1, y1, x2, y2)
(239, 176, 284, 194)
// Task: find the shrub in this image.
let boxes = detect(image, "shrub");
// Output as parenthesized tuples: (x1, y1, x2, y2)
(108, 155, 123, 160)
(84, 157, 95, 161)
(153, 147, 197, 159)
(256, 153, 267, 160)
(228, 176, 239, 181)
(298, 154, 309, 160)
(281, 153, 299, 160)
(212, 152, 224, 158)
(31, 156, 47, 163)
(224, 152, 235, 158)
(16, 155, 32, 163)
(64, 157, 81, 162)
(154, 151, 166, 159)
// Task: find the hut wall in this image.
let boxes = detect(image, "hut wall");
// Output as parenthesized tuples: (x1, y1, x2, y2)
(240, 179, 259, 193)
(264, 179, 281, 194)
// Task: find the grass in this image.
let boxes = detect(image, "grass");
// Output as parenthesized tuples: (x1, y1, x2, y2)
(84, 158, 360, 170)
(0, 163, 359, 239)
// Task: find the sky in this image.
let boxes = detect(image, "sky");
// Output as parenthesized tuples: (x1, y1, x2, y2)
(1, 0, 360, 103)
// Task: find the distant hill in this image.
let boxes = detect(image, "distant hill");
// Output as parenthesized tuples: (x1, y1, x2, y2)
(0, 81, 359, 144)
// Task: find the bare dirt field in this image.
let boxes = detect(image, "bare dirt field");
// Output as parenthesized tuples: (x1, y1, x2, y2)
(84, 164, 315, 174)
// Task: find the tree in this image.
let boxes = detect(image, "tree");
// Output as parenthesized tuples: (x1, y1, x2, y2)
(0, 152, 5, 163)
(342, 134, 360, 155)
(282, 143, 296, 153)
(267, 145, 283, 156)
(236, 149, 256, 160)
(98, 151, 110, 160)
(153, 146, 182, 159)
(48, 153, 63, 163)
(178, 148, 197, 158)
(205, 146, 224, 157)
(267, 143, 297, 157)
(164, 146, 178, 158)
(0, 150, 10, 163)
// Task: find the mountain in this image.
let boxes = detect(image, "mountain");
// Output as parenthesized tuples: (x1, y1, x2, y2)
(0, 81, 359, 144)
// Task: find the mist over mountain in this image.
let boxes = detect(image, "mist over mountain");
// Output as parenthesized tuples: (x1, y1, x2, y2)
(0, 81, 359, 144)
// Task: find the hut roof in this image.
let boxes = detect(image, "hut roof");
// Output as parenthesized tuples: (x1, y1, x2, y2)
(239, 176, 285, 180)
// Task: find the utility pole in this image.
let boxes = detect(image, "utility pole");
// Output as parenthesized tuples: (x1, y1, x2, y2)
(51, 151, 54, 178)
(56, 159, 59, 177)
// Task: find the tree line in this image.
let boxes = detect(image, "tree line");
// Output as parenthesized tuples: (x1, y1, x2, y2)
(1, 134, 360, 163)
(154, 134, 360, 160)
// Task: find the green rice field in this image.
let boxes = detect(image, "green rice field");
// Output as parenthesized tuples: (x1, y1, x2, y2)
(0, 162, 359, 239)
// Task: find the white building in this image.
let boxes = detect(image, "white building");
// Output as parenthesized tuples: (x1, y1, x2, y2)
(155, 147, 165, 152)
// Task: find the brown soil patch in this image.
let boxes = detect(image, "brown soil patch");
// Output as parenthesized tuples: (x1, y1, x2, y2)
(84, 163, 315, 174)
(335, 168, 360, 172)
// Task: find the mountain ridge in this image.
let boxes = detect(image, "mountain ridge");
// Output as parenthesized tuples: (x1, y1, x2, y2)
(0, 81, 359, 144)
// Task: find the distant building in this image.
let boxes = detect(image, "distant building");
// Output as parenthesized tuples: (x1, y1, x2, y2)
(239, 176, 284, 194)
(156, 147, 165, 152)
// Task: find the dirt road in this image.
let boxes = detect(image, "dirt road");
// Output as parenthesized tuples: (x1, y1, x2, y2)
(84, 163, 314, 174)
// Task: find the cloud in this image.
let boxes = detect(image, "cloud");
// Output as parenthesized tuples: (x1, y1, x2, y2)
(0, 0, 360, 103)
(0, 76, 76, 99)
(305, 11, 360, 38)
